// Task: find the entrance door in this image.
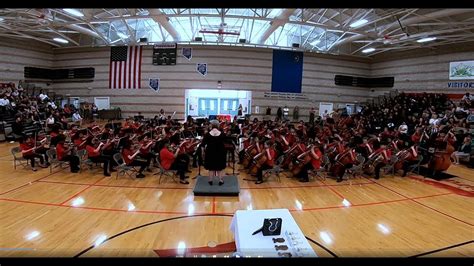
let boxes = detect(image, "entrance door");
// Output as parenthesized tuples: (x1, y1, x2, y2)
(198, 98, 218, 117)
(220, 98, 239, 116)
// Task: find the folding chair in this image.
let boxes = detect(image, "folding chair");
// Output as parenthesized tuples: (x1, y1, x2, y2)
(46, 148, 69, 173)
(381, 155, 399, 176)
(112, 153, 139, 179)
(11, 147, 30, 170)
(343, 154, 366, 180)
(262, 155, 284, 183)
(154, 157, 179, 184)
(76, 149, 97, 172)
(407, 155, 424, 175)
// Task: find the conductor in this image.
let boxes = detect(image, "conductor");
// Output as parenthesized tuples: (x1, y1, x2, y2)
(202, 120, 227, 185)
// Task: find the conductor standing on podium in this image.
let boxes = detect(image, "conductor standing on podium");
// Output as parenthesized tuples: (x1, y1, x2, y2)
(202, 120, 227, 186)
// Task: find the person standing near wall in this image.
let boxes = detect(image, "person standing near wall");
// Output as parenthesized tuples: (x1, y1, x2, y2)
(293, 106, 299, 121)
(283, 106, 289, 121)
(277, 107, 283, 121)
(309, 107, 315, 125)
(238, 104, 243, 116)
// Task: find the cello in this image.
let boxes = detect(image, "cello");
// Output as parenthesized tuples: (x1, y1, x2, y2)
(329, 148, 355, 179)
(393, 146, 417, 172)
(428, 131, 455, 173)
(291, 145, 313, 176)
(248, 150, 268, 176)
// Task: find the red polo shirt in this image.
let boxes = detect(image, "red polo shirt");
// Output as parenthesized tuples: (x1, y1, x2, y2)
(160, 147, 175, 170)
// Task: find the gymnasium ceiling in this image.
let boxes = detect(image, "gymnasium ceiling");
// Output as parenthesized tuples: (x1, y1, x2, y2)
(1, 8, 474, 57)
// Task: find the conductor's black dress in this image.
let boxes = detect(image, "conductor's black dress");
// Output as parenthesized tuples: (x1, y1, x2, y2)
(202, 129, 227, 171)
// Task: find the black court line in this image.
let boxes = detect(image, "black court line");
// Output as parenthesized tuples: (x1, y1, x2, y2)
(409, 240, 474, 258)
(305, 236, 338, 258)
(74, 214, 233, 257)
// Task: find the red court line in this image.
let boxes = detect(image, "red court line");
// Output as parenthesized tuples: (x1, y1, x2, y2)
(0, 192, 452, 217)
(0, 169, 65, 196)
(365, 177, 474, 227)
(319, 179, 346, 200)
(36, 179, 375, 191)
(59, 176, 107, 206)
(212, 197, 216, 214)
(0, 197, 233, 216)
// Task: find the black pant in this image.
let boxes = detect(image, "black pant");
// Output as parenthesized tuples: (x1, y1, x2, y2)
(89, 155, 111, 175)
(170, 159, 188, 180)
(257, 164, 273, 182)
(374, 162, 386, 179)
(61, 155, 80, 172)
(402, 160, 417, 176)
(35, 147, 49, 163)
(296, 162, 314, 181)
(23, 153, 44, 168)
(128, 160, 147, 174)
(138, 152, 155, 168)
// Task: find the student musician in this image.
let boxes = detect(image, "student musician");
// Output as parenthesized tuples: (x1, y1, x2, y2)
(401, 145, 420, 177)
(72, 131, 88, 151)
(295, 143, 323, 183)
(255, 140, 276, 185)
(138, 134, 156, 172)
(55, 134, 81, 173)
(19, 135, 49, 171)
(159, 139, 189, 184)
(121, 140, 147, 178)
(85, 137, 112, 176)
(372, 140, 392, 180)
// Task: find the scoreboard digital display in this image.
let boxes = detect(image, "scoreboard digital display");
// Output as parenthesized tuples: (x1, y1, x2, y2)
(153, 43, 177, 65)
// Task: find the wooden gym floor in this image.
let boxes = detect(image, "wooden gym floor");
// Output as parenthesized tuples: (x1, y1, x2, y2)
(0, 141, 473, 257)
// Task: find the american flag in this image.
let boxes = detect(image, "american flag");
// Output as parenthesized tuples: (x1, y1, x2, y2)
(109, 46, 143, 89)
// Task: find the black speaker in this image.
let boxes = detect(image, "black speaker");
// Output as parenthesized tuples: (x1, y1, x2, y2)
(292, 43, 300, 48)
(195, 37, 202, 41)
(239, 38, 246, 43)
(139, 38, 148, 43)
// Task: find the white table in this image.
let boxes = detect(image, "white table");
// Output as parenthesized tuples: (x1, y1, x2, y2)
(230, 209, 317, 258)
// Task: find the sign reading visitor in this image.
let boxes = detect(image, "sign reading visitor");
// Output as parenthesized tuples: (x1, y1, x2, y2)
(449, 60, 474, 80)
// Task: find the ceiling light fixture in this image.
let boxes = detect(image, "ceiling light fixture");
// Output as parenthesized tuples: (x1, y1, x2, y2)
(362, 47, 375, 53)
(350, 19, 368, 28)
(62, 9, 84, 17)
(53, 37, 69, 44)
(417, 37, 437, 43)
